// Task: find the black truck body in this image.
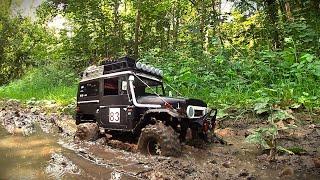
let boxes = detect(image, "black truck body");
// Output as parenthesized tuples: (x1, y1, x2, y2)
(75, 57, 217, 155)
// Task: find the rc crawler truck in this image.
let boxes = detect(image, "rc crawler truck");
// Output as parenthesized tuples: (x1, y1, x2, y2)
(75, 57, 217, 156)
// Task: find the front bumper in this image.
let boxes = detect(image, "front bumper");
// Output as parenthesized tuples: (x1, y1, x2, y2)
(194, 108, 218, 132)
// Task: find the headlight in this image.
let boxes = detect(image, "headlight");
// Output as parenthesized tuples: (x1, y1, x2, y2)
(187, 106, 195, 118)
(186, 105, 207, 118)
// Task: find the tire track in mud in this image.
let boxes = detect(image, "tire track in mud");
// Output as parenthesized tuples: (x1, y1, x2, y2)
(57, 138, 167, 179)
(1, 100, 320, 179)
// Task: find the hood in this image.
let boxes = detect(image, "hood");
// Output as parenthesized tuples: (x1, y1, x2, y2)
(137, 96, 206, 109)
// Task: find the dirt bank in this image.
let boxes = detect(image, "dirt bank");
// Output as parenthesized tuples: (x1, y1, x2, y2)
(0, 100, 319, 179)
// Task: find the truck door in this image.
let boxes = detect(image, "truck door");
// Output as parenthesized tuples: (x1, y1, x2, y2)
(98, 76, 131, 130)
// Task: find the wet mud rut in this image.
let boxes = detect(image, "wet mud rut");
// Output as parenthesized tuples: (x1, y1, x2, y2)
(0, 100, 320, 179)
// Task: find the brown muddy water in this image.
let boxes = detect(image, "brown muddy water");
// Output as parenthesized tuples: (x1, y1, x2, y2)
(0, 125, 62, 179)
(0, 125, 143, 179)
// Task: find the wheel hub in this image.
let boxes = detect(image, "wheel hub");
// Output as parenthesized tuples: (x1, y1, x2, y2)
(147, 139, 161, 155)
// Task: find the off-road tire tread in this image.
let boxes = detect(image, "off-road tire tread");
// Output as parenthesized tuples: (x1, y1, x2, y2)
(75, 123, 99, 141)
(138, 122, 181, 157)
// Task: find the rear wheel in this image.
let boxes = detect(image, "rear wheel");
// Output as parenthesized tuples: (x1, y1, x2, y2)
(138, 122, 181, 157)
(75, 123, 99, 141)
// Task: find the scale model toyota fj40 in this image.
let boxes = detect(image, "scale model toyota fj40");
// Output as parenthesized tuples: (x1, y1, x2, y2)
(75, 57, 217, 156)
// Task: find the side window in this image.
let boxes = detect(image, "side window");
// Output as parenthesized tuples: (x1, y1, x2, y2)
(79, 81, 99, 97)
(104, 78, 119, 95)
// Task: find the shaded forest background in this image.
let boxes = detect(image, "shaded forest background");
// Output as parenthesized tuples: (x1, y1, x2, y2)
(0, 0, 319, 110)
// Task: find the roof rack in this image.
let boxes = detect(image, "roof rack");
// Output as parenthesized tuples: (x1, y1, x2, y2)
(81, 56, 163, 81)
(101, 57, 136, 74)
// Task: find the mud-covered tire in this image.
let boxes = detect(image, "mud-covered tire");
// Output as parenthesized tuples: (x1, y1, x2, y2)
(138, 122, 182, 157)
(75, 123, 99, 141)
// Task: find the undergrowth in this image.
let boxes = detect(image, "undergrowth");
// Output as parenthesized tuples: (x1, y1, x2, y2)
(0, 48, 319, 109)
(141, 48, 320, 109)
(0, 66, 78, 105)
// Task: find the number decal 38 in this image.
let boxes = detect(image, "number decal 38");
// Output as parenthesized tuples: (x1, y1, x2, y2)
(109, 108, 120, 123)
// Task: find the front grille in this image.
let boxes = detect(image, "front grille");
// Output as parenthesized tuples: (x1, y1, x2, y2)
(195, 110, 204, 117)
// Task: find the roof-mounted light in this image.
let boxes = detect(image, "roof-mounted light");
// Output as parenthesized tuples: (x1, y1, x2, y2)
(156, 69, 163, 76)
(136, 62, 142, 69)
(141, 64, 148, 71)
(150, 67, 156, 74)
(146, 65, 152, 72)
(136, 62, 163, 77)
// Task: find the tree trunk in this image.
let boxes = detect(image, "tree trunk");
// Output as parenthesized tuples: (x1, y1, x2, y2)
(174, 17, 179, 44)
(211, 0, 224, 50)
(172, 1, 179, 45)
(265, 0, 281, 49)
(134, 0, 141, 58)
(284, 0, 293, 21)
(113, 0, 121, 55)
(311, 0, 320, 16)
(199, 0, 205, 49)
(166, 25, 170, 48)
(101, 22, 109, 57)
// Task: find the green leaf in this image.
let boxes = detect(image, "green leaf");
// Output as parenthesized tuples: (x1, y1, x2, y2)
(300, 53, 314, 63)
(254, 102, 269, 115)
(269, 110, 295, 122)
(245, 130, 270, 149)
(284, 37, 293, 43)
(277, 146, 294, 155)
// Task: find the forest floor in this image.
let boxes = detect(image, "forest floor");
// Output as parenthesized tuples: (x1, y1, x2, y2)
(0, 100, 319, 180)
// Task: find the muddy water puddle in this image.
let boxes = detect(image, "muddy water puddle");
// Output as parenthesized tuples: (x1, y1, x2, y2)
(0, 125, 145, 179)
(0, 126, 62, 179)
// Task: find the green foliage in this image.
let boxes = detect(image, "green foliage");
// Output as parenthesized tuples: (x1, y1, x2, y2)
(0, 0, 319, 110)
(253, 97, 271, 115)
(286, 146, 307, 155)
(0, 12, 59, 85)
(268, 109, 295, 123)
(139, 47, 320, 109)
(245, 118, 295, 160)
(245, 124, 278, 149)
(246, 104, 298, 159)
(0, 66, 78, 105)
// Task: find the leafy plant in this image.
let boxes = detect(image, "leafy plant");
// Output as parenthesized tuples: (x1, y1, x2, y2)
(246, 108, 296, 161)
(253, 97, 271, 115)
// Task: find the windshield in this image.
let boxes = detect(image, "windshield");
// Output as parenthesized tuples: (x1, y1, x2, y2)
(133, 76, 165, 96)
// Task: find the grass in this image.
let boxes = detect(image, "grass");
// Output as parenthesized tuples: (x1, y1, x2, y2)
(0, 67, 78, 105)
(1, 70, 319, 110)
(0, 53, 319, 110)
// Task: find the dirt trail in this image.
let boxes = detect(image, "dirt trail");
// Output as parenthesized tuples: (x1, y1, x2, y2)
(0, 100, 319, 179)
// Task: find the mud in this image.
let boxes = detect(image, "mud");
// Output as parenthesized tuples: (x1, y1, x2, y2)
(0, 100, 319, 179)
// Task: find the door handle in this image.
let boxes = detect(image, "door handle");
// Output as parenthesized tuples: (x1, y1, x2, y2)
(99, 106, 107, 109)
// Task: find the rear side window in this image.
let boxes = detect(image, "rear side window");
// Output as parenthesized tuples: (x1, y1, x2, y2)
(104, 78, 119, 95)
(79, 81, 99, 97)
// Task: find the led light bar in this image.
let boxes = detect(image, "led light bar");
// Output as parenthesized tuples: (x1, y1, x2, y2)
(136, 62, 163, 76)
(136, 62, 142, 69)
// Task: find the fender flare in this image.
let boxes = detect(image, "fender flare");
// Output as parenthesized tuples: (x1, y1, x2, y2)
(132, 108, 184, 135)
(143, 108, 183, 119)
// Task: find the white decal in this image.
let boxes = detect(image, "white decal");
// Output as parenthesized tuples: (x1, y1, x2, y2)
(109, 108, 120, 123)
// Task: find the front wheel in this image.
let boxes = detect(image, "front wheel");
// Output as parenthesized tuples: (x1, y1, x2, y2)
(137, 122, 182, 157)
